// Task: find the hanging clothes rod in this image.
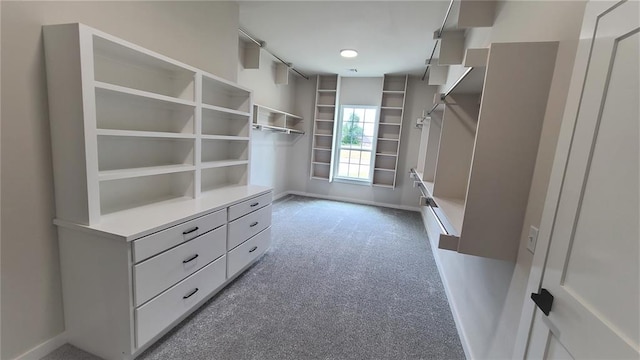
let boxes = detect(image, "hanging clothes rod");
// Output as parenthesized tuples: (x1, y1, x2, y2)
(239, 28, 310, 80)
(421, 0, 455, 81)
(427, 67, 475, 115)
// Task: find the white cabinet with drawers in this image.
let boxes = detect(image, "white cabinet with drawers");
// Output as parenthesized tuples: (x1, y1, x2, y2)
(56, 189, 273, 360)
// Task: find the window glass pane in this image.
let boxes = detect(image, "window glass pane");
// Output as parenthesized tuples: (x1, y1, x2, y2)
(335, 106, 377, 182)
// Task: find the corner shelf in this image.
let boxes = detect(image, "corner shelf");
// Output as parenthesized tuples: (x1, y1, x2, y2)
(252, 104, 304, 135)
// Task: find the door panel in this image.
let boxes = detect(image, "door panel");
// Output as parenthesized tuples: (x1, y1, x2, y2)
(527, 1, 639, 359)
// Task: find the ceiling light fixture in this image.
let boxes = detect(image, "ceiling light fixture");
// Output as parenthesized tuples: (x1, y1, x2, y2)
(340, 49, 358, 58)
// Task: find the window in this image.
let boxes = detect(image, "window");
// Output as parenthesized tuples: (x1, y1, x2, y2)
(334, 106, 378, 182)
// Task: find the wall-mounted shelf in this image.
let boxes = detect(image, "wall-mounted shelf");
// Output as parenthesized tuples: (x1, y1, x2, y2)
(413, 41, 559, 262)
(252, 104, 304, 135)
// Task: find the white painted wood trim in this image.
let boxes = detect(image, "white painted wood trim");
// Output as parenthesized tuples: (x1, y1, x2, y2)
(420, 209, 472, 360)
(10, 332, 68, 360)
(278, 191, 420, 212)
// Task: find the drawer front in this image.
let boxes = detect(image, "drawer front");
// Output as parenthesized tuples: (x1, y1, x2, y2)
(228, 227, 271, 278)
(135, 255, 226, 347)
(133, 209, 226, 263)
(133, 225, 226, 306)
(228, 192, 272, 221)
(228, 204, 272, 250)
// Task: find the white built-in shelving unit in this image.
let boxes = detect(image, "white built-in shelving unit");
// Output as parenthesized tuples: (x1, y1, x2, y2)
(310, 74, 340, 181)
(412, 43, 559, 262)
(373, 74, 408, 188)
(252, 104, 304, 134)
(43, 23, 273, 360)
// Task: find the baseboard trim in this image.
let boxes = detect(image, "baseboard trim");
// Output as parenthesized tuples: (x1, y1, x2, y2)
(280, 191, 420, 212)
(420, 209, 474, 360)
(11, 332, 67, 360)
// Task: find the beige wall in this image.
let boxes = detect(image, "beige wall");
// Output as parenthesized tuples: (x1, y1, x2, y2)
(0, 2, 239, 358)
(429, 1, 587, 358)
(237, 41, 299, 197)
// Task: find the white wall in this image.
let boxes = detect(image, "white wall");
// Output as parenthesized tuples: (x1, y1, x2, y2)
(427, 1, 587, 358)
(237, 42, 299, 198)
(289, 76, 436, 210)
(0, 2, 239, 359)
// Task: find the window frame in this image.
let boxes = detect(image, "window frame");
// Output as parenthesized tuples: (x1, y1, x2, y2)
(332, 105, 380, 184)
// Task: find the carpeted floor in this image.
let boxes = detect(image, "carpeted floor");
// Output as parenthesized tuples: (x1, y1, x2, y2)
(43, 195, 464, 360)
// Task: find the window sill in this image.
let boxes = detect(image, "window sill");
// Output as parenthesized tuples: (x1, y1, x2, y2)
(332, 177, 373, 186)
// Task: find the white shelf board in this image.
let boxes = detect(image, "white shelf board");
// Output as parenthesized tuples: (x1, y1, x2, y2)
(96, 129, 196, 139)
(372, 183, 394, 189)
(377, 137, 400, 141)
(311, 176, 329, 180)
(252, 124, 304, 135)
(314, 133, 333, 137)
(382, 90, 405, 94)
(98, 164, 195, 181)
(201, 103, 251, 117)
(201, 135, 250, 141)
(379, 122, 401, 126)
(313, 147, 332, 151)
(314, 119, 335, 122)
(200, 159, 248, 169)
(312, 161, 330, 166)
(254, 104, 303, 120)
(374, 168, 396, 172)
(316, 104, 335, 108)
(432, 195, 465, 235)
(380, 106, 403, 110)
(54, 185, 272, 241)
(376, 152, 398, 157)
(317, 89, 337, 93)
(94, 81, 196, 107)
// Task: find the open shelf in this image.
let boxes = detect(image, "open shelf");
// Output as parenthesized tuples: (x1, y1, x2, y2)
(201, 74, 251, 113)
(98, 164, 196, 181)
(94, 82, 196, 107)
(93, 36, 195, 102)
(99, 171, 195, 216)
(95, 86, 195, 134)
(253, 104, 304, 134)
(201, 139, 248, 163)
(201, 159, 249, 170)
(97, 136, 194, 173)
(201, 165, 248, 192)
(201, 106, 250, 138)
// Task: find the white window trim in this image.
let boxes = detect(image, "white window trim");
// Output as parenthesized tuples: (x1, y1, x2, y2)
(332, 105, 380, 184)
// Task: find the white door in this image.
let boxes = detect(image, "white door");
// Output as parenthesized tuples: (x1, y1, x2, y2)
(526, 0, 639, 358)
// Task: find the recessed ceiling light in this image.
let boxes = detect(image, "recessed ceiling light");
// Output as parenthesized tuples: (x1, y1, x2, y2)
(340, 49, 358, 58)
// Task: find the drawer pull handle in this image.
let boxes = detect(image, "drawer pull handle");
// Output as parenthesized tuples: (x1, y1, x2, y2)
(182, 227, 199, 235)
(250, 221, 259, 227)
(249, 246, 258, 253)
(250, 202, 260, 207)
(183, 254, 199, 264)
(183, 288, 199, 299)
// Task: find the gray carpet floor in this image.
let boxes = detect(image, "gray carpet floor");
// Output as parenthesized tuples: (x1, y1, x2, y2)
(43, 195, 464, 360)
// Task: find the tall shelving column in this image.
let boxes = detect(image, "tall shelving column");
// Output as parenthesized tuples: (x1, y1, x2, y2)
(310, 74, 340, 181)
(373, 74, 408, 188)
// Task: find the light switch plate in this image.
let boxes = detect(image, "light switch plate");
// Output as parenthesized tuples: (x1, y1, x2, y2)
(527, 226, 539, 254)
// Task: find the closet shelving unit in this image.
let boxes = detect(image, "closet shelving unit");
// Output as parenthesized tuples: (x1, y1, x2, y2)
(252, 104, 304, 134)
(373, 74, 408, 188)
(310, 74, 340, 180)
(44, 22, 257, 225)
(413, 42, 559, 261)
(44, 23, 274, 360)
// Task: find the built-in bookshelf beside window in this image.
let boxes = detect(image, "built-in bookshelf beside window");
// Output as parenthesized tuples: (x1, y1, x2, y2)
(310, 74, 340, 180)
(373, 74, 408, 188)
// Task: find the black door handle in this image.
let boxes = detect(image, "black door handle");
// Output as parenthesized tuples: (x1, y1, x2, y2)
(531, 288, 554, 316)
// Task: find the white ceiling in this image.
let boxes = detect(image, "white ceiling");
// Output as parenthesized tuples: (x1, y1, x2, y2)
(238, 1, 455, 78)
